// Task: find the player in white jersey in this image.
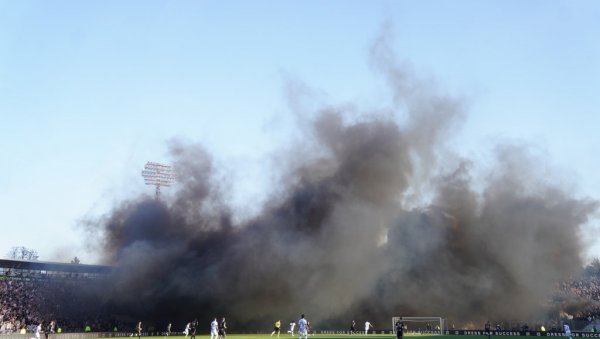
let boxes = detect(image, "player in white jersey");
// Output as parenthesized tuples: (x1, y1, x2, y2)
(184, 323, 191, 338)
(288, 322, 296, 335)
(564, 324, 572, 339)
(298, 315, 308, 339)
(136, 321, 143, 339)
(365, 321, 372, 335)
(211, 318, 219, 339)
(35, 323, 42, 339)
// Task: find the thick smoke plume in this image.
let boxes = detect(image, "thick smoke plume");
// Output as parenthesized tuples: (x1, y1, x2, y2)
(88, 32, 597, 329)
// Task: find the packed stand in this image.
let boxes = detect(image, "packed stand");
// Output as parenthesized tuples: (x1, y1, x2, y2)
(0, 278, 118, 334)
(556, 277, 600, 320)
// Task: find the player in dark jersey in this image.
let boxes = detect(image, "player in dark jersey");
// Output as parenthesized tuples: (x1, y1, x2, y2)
(43, 321, 51, 339)
(395, 320, 403, 339)
(190, 319, 198, 339)
(350, 320, 356, 334)
(218, 317, 227, 339)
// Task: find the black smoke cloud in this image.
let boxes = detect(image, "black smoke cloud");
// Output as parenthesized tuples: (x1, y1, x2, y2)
(87, 32, 598, 329)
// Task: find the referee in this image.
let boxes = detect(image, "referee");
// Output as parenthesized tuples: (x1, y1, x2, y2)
(271, 320, 281, 337)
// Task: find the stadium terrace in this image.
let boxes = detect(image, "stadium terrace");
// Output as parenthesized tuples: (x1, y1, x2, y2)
(0, 259, 111, 280)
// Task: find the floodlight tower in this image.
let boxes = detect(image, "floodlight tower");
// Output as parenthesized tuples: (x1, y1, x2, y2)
(141, 161, 176, 200)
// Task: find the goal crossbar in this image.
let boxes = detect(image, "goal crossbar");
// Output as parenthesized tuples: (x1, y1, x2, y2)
(392, 317, 445, 335)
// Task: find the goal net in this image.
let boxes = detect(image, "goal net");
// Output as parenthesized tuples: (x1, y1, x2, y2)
(392, 317, 445, 335)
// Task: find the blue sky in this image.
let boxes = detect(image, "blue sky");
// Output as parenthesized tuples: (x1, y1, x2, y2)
(0, 1, 598, 263)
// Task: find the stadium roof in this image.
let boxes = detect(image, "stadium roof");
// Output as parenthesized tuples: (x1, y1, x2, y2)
(0, 258, 112, 274)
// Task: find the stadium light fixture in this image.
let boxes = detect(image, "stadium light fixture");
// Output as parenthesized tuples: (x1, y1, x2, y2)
(141, 161, 176, 200)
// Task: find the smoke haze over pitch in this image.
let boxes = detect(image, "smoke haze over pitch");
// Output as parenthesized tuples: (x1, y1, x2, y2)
(86, 30, 598, 328)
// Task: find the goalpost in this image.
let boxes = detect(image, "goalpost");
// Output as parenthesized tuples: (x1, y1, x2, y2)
(392, 317, 445, 335)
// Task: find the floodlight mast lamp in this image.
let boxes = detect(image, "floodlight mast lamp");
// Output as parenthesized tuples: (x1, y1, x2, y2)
(141, 161, 176, 200)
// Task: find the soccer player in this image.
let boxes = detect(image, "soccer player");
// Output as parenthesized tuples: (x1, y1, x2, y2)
(395, 319, 403, 339)
(218, 317, 227, 339)
(35, 322, 42, 339)
(288, 321, 296, 335)
(44, 321, 51, 339)
(136, 321, 142, 339)
(298, 314, 308, 339)
(191, 319, 198, 339)
(166, 323, 172, 337)
(211, 318, 219, 339)
(272, 320, 281, 337)
(184, 322, 191, 338)
(350, 320, 356, 335)
(365, 321, 373, 335)
(564, 323, 572, 339)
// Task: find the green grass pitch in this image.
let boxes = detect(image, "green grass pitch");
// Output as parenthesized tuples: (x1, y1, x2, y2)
(111, 334, 512, 339)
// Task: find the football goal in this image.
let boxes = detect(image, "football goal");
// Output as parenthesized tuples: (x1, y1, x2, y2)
(392, 317, 445, 335)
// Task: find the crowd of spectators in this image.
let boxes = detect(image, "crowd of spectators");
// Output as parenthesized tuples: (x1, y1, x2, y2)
(1, 279, 33, 333)
(4, 261, 600, 334)
(552, 259, 600, 321)
(556, 277, 600, 320)
(0, 277, 121, 334)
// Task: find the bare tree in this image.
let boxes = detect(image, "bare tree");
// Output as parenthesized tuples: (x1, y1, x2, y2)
(6, 246, 39, 261)
(70, 256, 81, 264)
